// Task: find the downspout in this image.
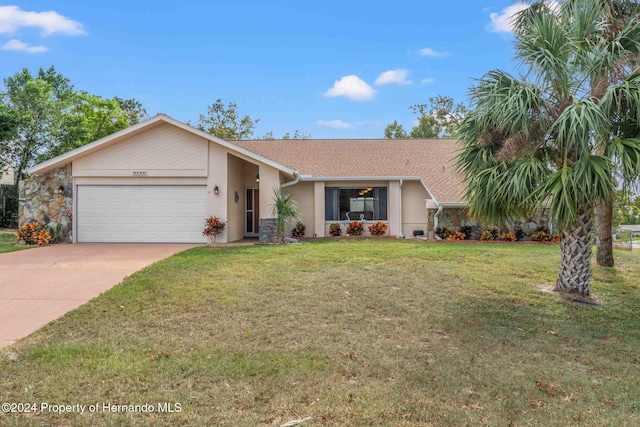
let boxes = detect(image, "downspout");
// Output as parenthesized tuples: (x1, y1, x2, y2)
(398, 179, 404, 238)
(280, 170, 300, 189)
(433, 204, 443, 235)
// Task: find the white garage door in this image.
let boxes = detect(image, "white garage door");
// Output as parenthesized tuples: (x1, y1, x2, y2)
(77, 185, 207, 243)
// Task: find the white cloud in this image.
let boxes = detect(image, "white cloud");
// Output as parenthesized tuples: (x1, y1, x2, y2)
(488, 1, 560, 33)
(1, 38, 47, 53)
(488, 3, 529, 33)
(316, 120, 355, 129)
(325, 75, 376, 101)
(419, 47, 446, 57)
(375, 69, 412, 86)
(0, 5, 85, 36)
(421, 77, 435, 84)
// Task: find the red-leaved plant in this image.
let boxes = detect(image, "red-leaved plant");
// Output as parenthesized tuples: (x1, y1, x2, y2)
(346, 221, 364, 236)
(203, 216, 227, 243)
(16, 222, 51, 246)
(368, 221, 388, 236)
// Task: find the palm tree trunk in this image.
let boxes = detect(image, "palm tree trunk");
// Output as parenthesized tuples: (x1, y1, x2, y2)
(596, 200, 615, 267)
(556, 208, 593, 296)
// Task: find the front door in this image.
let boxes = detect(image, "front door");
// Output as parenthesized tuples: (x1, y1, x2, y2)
(245, 188, 260, 235)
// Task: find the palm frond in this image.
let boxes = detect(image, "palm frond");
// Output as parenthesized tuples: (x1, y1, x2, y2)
(606, 137, 640, 182)
(551, 98, 610, 159)
(535, 154, 614, 228)
(271, 188, 300, 232)
(471, 70, 546, 139)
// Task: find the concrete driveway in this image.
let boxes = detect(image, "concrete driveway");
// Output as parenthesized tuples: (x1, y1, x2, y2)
(0, 243, 197, 349)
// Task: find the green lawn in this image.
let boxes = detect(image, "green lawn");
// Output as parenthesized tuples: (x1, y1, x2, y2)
(0, 231, 34, 254)
(1, 240, 639, 426)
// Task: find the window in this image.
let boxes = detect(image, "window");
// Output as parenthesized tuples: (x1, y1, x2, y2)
(325, 187, 387, 221)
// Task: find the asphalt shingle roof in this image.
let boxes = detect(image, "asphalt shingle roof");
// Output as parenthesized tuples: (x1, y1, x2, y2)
(233, 138, 465, 204)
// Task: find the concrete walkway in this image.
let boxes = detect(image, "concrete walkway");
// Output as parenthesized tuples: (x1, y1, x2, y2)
(0, 243, 197, 349)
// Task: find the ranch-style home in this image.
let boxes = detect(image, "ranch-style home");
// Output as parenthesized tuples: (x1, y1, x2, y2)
(19, 114, 469, 244)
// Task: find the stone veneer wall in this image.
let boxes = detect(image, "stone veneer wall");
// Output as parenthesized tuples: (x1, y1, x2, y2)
(19, 164, 73, 242)
(439, 207, 551, 238)
(259, 218, 277, 243)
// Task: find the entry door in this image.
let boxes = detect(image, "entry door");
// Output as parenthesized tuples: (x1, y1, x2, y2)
(245, 188, 260, 235)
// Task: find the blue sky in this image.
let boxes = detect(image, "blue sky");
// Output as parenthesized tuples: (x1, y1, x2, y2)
(1, 1, 532, 139)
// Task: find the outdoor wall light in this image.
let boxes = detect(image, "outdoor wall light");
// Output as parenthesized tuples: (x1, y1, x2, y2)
(255, 174, 260, 183)
(234, 191, 239, 203)
(57, 185, 65, 196)
(214, 185, 219, 195)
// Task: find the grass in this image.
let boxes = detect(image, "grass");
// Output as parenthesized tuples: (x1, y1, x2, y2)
(0, 231, 35, 254)
(1, 239, 639, 426)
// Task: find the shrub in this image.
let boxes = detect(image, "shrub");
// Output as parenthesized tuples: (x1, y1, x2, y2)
(203, 216, 227, 243)
(368, 221, 388, 236)
(514, 228, 525, 241)
(459, 225, 473, 240)
(499, 232, 517, 242)
(48, 223, 65, 244)
(16, 221, 51, 246)
(435, 227, 456, 239)
(291, 222, 306, 238)
(531, 229, 561, 243)
(530, 231, 549, 242)
(446, 231, 466, 240)
(479, 230, 494, 241)
(329, 223, 342, 237)
(346, 221, 364, 236)
(535, 225, 550, 233)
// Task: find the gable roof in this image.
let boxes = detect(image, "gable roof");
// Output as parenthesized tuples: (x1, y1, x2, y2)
(26, 114, 465, 204)
(233, 138, 465, 204)
(27, 114, 296, 177)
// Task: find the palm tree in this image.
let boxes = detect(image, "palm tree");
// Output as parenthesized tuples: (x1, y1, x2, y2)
(456, 0, 640, 296)
(271, 188, 300, 243)
(585, 0, 640, 267)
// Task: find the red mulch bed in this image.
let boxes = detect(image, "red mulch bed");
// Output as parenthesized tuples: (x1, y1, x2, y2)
(428, 238, 559, 245)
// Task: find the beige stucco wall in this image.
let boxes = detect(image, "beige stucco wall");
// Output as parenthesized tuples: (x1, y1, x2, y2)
(314, 182, 325, 237)
(287, 179, 431, 238)
(226, 154, 245, 242)
(207, 142, 228, 242)
(226, 154, 263, 241)
(388, 181, 401, 236)
(0, 166, 14, 185)
(284, 181, 314, 237)
(73, 123, 208, 177)
(258, 164, 280, 222)
(401, 180, 430, 237)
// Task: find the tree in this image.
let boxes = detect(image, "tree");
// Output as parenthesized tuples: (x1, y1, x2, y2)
(114, 97, 148, 124)
(0, 104, 22, 178)
(456, 0, 640, 296)
(613, 190, 640, 225)
(1, 66, 75, 184)
(45, 92, 133, 161)
(585, 0, 640, 267)
(261, 130, 311, 140)
(383, 120, 408, 139)
(196, 99, 258, 140)
(384, 96, 467, 139)
(1, 67, 148, 181)
(282, 130, 310, 140)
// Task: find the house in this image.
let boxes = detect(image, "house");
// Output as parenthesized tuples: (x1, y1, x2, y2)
(0, 166, 14, 185)
(20, 114, 468, 243)
(619, 225, 640, 237)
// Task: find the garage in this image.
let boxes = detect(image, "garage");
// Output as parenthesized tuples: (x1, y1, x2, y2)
(77, 185, 207, 243)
